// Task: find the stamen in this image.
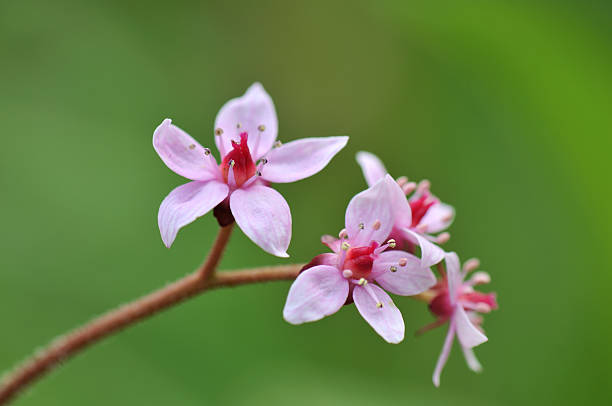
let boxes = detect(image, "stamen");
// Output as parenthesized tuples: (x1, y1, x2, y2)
(358, 278, 367, 286)
(358, 222, 365, 230)
(372, 220, 381, 231)
(274, 140, 282, 148)
(396, 176, 408, 187)
(214, 128, 223, 136)
(188, 144, 196, 150)
(398, 258, 408, 267)
(257, 124, 266, 132)
(236, 123, 241, 129)
(338, 228, 348, 239)
(417, 179, 431, 194)
(204, 148, 211, 156)
(387, 239, 396, 248)
(402, 182, 417, 195)
(463, 258, 480, 273)
(376, 302, 384, 308)
(341, 242, 350, 251)
(468, 271, 491, 286)
(390, 266, 397, 272)
(260, 158, 268, 164)
(227, 163, 236, 188)
(435, 232, 450, 244)
(342, 269, 353, 278)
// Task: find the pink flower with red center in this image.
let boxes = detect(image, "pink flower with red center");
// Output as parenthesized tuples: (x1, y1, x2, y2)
(418, 252, 497, 387)
(282, 175, 436, 343)
(153, 83, 348, 257)
(356, 151, 455, 267)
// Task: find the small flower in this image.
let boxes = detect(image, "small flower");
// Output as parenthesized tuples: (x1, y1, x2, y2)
(356, 151, 455, 267)
(153, 83, 348, 257)
(418, 252, 497, 387)
(282, 175, 436, 343)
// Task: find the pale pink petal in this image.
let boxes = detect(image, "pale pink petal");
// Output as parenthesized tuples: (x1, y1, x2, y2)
(283, 265, 349, 324)
(454, 306, 488, 348)
(433, 321, 456, 387)
(321, 235, 341, 252)
(214, 83, 278, 159)
(444, 251, 462, 305)
(158, 180, 229, 248)
(461, 346, 483, 372)
(373, 251, 436, 296)
(261, 136, 348, 183)
(229, 185, 291, 257)
(355, 151, 388, 187)
(387, 177, 412, 229)
(353, 284, 404, 344)
(420, 202, 455, 233)
(153, 119, 220, 181)
(345, 175, 396, 246)
(402, 229, 445, 268)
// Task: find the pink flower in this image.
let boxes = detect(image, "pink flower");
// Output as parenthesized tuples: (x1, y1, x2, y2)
(356, 151, 455, 267)
(418, 252, 497, 387)
(153, 83, 348, 257)
(282, 175, 436, 343)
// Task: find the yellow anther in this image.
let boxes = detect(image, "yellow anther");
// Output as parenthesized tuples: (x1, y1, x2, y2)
(257, 124, 266, 132)
(387, 239, 396, 248)
(188, 144, 196, 150)
(358, 278, 367, 286)
(341, 242, 350, 251)
(214, 128, 223, 136)
(376, 302, 383, 308)
(358, 223, 365, 230)
(390, 266, 397, 272)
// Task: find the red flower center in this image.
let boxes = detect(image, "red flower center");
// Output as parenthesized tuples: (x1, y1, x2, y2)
(409, 193, 437, 228)
(343, 241, 378, 279)
(220, 132, 256, 187)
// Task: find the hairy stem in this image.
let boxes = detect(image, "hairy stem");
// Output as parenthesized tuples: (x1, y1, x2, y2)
(0, 225, 241, 405)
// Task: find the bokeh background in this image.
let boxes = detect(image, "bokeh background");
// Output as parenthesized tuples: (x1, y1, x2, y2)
(1, 0, 611, 405)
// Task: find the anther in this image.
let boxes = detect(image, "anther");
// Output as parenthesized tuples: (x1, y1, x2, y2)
(387, 239, 396, 248)
(257, 124, 266, 132)
(470, 271, 491, 285)
(372, 220, 381, 231)
(256, 171, 262, 177)
(204, 148, 211, 156)
(188, 144, 196, 150)
(274, 140, 282, 148)
(402, 182, 417, 195)
(376, 302, 383, 308)
(339, 229, 348, 239)
(436, 232, 450, 244)
(215, 128, 223, 136)
(358, 223, 365, 230)
(358, 278, 367, 286)
(341, 242, 350, 251)
(236, 123, 241, 129)
(342, 270, 353, 278)
(463, 258, 481, 273)
(261, 158, 268, 164)
(390, 266, 397, 272)
(229, 159, 235, 167)
(417, 179, 431, 194)
(398, 258, 408, 267)
(396, 176, 408, 187)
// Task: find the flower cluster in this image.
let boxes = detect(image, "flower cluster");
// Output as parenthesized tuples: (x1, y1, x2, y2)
(154, 83, 497, 387)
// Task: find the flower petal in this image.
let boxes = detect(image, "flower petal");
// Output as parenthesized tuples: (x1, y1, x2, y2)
(433, 321, 456, 387)
(261, 136, 348, 183)
(461, 346, 483, 373)
(387, 177, 412, 229)
(283, 265, 348, 324)
(229, 185, 291, 257)
(345, 175, 396, 246)
(153, 119, 220, 181)
(420, 202, 455, 234)
(214, 83, 278, 159)
(356, 151, 387, 187)
(353, 284, 404, 344)
(454, 306, 488, 348)
(158, 180, 229, 248)
(402, 228, 445, 268)
(373, 251, 436, 296)
(444, 251, 462, 305)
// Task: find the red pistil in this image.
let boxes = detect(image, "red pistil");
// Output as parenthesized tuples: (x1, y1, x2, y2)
(343, 241, 379, 279)
(410, 193, 437, 228)
(220, 132, 256, 187)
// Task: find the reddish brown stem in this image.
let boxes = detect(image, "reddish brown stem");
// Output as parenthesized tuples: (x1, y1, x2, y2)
(0, 225, 270, 405)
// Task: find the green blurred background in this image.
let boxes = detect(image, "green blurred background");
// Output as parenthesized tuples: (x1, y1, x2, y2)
(1, 0, 611, 404)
